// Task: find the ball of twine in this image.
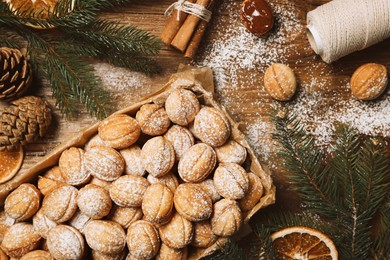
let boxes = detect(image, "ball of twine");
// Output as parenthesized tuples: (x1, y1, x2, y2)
(307, 0, 390, 63)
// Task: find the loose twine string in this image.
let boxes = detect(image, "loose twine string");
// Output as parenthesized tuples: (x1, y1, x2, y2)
(165, 0, 212, 22)
(307, 0, 390, 63)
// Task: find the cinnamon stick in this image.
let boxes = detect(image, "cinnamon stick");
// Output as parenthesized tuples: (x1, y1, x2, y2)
(160, 0, 197, 45)
(184, 0, 216, 58)
(171, 0, 210, 52)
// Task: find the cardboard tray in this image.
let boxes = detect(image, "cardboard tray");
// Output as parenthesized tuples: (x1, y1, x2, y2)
(0, 65, 276, 259)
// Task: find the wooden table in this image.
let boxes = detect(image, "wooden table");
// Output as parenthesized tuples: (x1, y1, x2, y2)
(5, 0, 390, 215)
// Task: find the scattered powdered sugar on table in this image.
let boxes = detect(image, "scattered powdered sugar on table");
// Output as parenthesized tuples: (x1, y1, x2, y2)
(94, 63, 147, 95)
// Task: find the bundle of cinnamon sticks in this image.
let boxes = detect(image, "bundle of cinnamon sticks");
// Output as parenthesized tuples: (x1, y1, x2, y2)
(161, 0, 217, 59)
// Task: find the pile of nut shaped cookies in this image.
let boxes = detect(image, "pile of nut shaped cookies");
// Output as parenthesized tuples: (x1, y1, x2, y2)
(0, 88, 265, 260)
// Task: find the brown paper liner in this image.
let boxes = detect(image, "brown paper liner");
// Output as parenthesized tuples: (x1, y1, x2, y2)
(0, 65, 275, 259)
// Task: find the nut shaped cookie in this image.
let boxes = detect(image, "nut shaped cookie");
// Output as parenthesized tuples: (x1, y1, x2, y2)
(109, 175, 149, 207)
(159, 213, 193, 249)
(1, 223, 41, 258)
(20, 250, 53, 260)
(215, 140, 247, 164)
(84, 220, 126, 255)
(350, 63, 388, 100)
(213, 163, 249, 200)
(59, 147, 90, 186)
(178, 143, 216, 183)
(120, 145, 146, 177)
(211, 199, 242, 237)
(4, 184, 41, 221)
(193, 107, 230, 147)
(174, 183, 212, 222)
(141, 136, 175, 178)
(199, 179, 222, 203)
(98, 114, 141, 149)
(142, 184, 174, 225)
(77, 184, 112, 219)
(47, 225, 84, 260)
(37, 176, 66, 196)
(165, 88, 200, 126)
(32, 209, 57, 239)
(156, 243, 188, 260)
(136, 104, 171, 136)
(164, 125, 195, 161)
(84, 146, 125, 182)
(127, 220, 160, 260)
(108, 206, 143, 229)
(263, 63, 297, 101)
(191, 220, 218, 248)
(238, 172, 264, 211)
(68, 210, 91, 235)
(41, 185, 78, 223)
(146, 172, 179, 193)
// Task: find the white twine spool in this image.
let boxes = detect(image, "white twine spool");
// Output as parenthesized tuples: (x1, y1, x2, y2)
(307, 0, 390, 63)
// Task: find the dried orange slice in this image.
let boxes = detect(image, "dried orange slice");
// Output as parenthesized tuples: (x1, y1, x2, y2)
(5, 0, 59, 18)
(271, 226, 338, 260)
(0, 145, 24, 184)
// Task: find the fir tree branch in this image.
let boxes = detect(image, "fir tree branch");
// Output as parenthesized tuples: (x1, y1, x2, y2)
(19, 27, 113, 118)
(272, 111, 341, 218)
(206, 239, 247, 260)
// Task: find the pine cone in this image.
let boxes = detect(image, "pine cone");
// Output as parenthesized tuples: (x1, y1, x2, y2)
(0, 96, 52, 151)
(0, 47, 32, 101)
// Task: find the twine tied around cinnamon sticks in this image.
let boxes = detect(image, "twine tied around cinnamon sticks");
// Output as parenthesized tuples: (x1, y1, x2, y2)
(161, 0, 217, 59)
(165, 0, 212, 22)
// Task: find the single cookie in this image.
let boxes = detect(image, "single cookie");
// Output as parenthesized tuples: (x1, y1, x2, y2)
(215, 140, 247, 164)
(84, 220, 126, 255)
(193, 107, 230, 147)
(84, 146, 125, 182)
(47, 225, 85, 260)
(174, 183, 212, 222)
(211, 199, 242, 237)
(109, 175, 149, 207)
(77, 184, 112, 219)
(141, 136, 175, 178)
(59, 147, 90, 185)
(165, 88, 200, 126)
(136, 104, 171, 136)
(41, 185, 78, 223)
(164, 125, 195, 162)
(98, 114, 141, 149)
(159, 212, 193, 249)
(142, 184, 174, 225)
(4, 183, 41, 221)
(178, 143, 216, 183)
(1, 223, 41, 258)
(127, 220, 160, 260)
(191, 220, 218, 248)
(213, 163, 249, 200)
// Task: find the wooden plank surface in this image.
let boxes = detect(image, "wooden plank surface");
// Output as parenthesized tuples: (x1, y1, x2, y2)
(3, 0, 390, 213)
